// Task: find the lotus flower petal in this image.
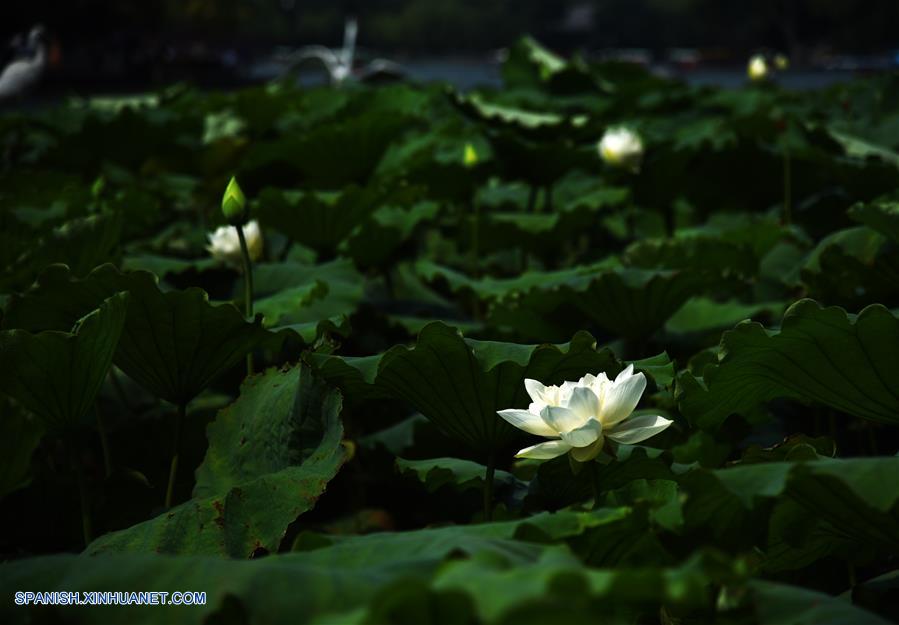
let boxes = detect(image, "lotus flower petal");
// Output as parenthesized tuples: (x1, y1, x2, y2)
(559, 417, 602, 448)
(497, 408, 557, 437)
(606, 414, 673, 444)
(515, 439, 572, 459)
(601, 369, 647, 427)
(541, 405, 584, 434)
(567, 386, 600, 422)
(523, 378, 547, 404)
(570, 436, 605, 462)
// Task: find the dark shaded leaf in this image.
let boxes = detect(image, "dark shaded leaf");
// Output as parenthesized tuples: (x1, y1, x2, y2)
(86, 363, 346, 556)
(0, 292, 128, 431)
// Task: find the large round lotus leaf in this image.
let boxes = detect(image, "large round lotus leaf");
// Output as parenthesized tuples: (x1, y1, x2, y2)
(0, 292, 128, 432)
(678, 299, 899, 428)
(86, 363, 346, 557)
(308, 323, 672, 454)
(3, 264, 278, 406)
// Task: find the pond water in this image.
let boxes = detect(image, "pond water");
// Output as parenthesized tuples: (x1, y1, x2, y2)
(249, 57, 863, 91)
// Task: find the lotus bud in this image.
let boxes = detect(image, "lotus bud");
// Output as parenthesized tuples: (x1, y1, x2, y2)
(221, 176, 248, 226)
(747, 54, 769, 82)
(91, 175, 106, 199)
(463, 143, 479, 168)
(598, 126, 644, 172)
(207, 220, 263, 265)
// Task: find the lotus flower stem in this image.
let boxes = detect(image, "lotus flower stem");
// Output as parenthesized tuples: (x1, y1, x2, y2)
(542, 184, 553, 212)
(470, 198, 481, 279)
(69, 444, 92, 546)
(164, 402, 187, 509)
(483, 451, 496, 521)
(590, 460, 602, 509)
(236, 225, 255, 376)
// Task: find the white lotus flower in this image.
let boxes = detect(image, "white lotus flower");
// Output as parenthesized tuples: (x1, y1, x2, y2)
(598, 127, 643, 171)
(497, 365, 672, 463)
(207, 219, 264, 264)
(747, 54, 769, 82)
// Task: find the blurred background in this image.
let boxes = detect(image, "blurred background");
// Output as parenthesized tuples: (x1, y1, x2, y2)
(3, 0, 899, 95)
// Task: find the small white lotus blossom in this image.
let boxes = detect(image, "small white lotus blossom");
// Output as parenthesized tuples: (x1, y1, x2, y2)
(598, 127, 644, 171)
(497, 365, 673, 462)
(207, 219, 264, 264)
(747, 54, 769, 82)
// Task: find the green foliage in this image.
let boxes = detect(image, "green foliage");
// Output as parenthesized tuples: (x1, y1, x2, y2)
(3, 264, 277, 405)
(2, 35, 899, 624)
(87, 364, 345, 556)
(678, 299, 899, 428)
(313, 324, 627, 453)
(0, 407, 43, 499)
(397, 457, 522, 493)
(0, 293, 128, 432)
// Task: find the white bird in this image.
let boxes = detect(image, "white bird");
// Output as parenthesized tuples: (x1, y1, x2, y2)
(0, 25, 47, 101)
(279, 17, 404, 86)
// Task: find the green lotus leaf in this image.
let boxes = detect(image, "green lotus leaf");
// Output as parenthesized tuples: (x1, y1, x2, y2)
(749, 580, 892, 625)
(430, 549, 738, 624)
(828, 127, 899, 169)
(665, 297, 785, 335)
(0, 211, 123, 292)
(502, 37, 602, 95)
(86, 363, 346, 556)
(851, 569, 899, 623)
(680, 457, 899, 569)
(374, 120, 490, 202)
(0, 509, 652, 625)
(0, 550, 432, 625)
(0, 292, 128, 432)
(121, 254, 218, 279)
(312, 323, 626, 453)
(255, 185, 384, 257)
(623, 234, 759, 280)
(0, 404, 44, 499)
(1, 546, 880, 625)
(241, 106, 410, 188)
(295, 507, 638, 563)
(473, 178, 629, 258)
(251, 259, 363, 341)
(678, 299, 899, 428)
(2, 264, 278, 406)
(800, 227, 899, 308)
(342, 201, 439, 269)
(396, 457, 522, 494)
(417, 259, 724, 341)
(497, 267, 723, 341)
(453, 92, 571, 131)
(503, 36, 567, 83)
(850, 195, 899, 243)
(525, 445, 677, 512)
